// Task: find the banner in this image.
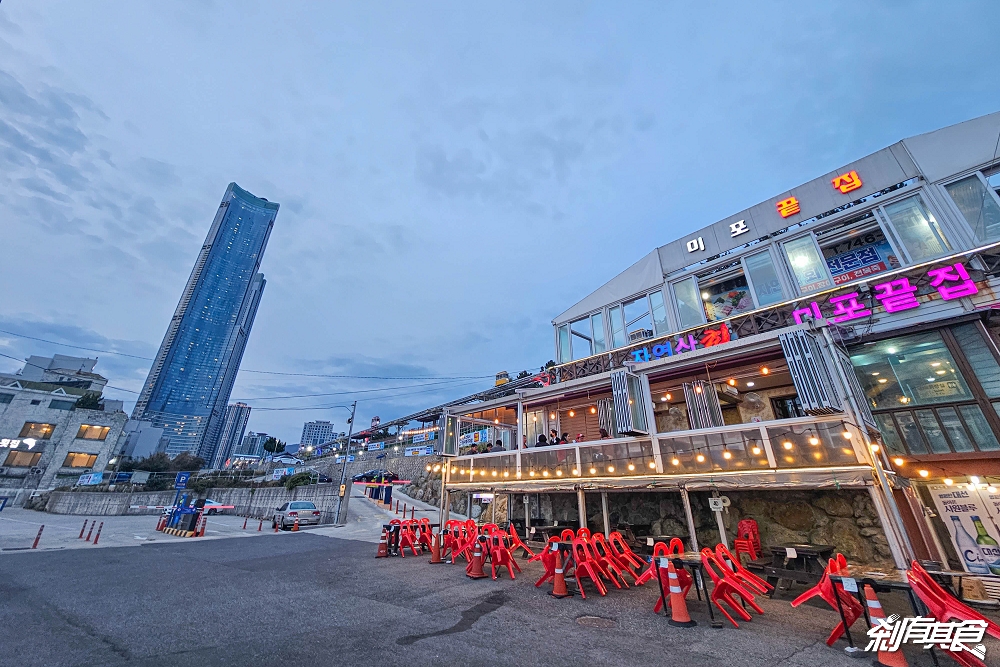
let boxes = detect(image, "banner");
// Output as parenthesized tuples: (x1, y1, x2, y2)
(76, 472, 103, 486)
(404, 445, 434, 457)
(926, 484, 1000, 575)
(458, 428, 489, 447)
(411, 431, 437, 444)
(367, 442, 386, 451)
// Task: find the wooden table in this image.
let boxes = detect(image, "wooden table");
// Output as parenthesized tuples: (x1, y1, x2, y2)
(759, 543, 834, 595)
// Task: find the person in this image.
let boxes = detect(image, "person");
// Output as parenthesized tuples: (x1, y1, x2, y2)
(599, 428, 611, 439)
(560, 432, 569, 444)
(494, 439, 504, 451)
(484, 443, 493, 453)
(549, 429, 559, 444)
(522, 435, 527, 449)
(536, 434, 548, 447)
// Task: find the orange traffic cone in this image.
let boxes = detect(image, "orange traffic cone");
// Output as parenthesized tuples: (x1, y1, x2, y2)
(428, 530, 443, 564)
(376, 529, 389, 558)
(864, 585, 908, 667)
(274, 518, 279, 533)
(665, 559, 697, 627)
(292, 516, 299, 532)
(549, 548, 573, 598)
(466, 537, 488, 579)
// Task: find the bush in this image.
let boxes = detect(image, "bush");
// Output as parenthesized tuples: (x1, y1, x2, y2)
(284, 472, 314, 491)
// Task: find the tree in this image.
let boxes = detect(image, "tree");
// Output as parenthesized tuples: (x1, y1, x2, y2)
(170, 452, 205, 471)
(75, 392, 102, 410)
(122, 452, 171, 472)
(516, 370, 530, 379)
(262, 437, 286, 455)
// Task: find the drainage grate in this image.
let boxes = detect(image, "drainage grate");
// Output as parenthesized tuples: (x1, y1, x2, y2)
(576, 615, 617, 629)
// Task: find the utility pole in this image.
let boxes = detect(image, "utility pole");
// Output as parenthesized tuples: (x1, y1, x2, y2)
(334, 401, 357, 525)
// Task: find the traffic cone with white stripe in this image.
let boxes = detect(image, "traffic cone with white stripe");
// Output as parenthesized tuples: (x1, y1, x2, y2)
(665, 559, 697, 627)
(466, 536, 488, 579)
(376, 528, 389, 558)
(428, 530, 443, 564)
(864, 585, 908, 667)
(548, 548, 572, 598)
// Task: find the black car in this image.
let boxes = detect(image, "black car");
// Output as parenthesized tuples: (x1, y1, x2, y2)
(352, 469, 399, 483)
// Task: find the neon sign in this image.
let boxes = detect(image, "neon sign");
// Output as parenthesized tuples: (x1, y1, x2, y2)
(776, 197, 800, 218)
(832, 170, 863, 194)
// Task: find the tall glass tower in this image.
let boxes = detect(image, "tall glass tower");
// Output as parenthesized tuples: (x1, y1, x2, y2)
(133, 183, 277, 462)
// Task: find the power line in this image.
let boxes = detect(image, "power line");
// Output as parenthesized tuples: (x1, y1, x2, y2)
(0, 327, 492, 380)
(232, 378, 477, 401)
(250, 379, 485, 411)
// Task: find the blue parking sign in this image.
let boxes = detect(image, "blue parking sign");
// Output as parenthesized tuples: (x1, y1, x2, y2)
(174, 472, 191, 489)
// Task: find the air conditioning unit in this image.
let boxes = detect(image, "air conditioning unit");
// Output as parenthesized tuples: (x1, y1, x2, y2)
(627, 328, 654, 343)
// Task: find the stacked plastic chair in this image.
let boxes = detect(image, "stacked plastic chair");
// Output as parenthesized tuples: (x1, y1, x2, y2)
(701, 547, 765, 628)
(507, 523, 535, 559)
(608, 531, 646, 572)
(571, 537, 608, 598)
(651, 540, 693, 614)
(732, 518, 761, 561)
(716, 544, 772, 595)
(592, 533, 638, 585)
(397, 520, 421, 557)
(488, 533, 521, 580)
(790, 553, 864, 646)
(907, 561, 1000, 667)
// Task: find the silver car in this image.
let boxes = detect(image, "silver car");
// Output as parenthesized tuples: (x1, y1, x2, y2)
(272, 501, 321, 529)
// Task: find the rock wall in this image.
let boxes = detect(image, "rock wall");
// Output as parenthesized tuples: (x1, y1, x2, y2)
(542, 488, 892, 565)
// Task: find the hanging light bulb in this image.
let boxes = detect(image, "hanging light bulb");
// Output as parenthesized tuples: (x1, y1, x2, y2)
(696, 453, 706, 463)
(572, 468, 580, 475)
(590, 406, 597, 414)
(808, 436, 820, 446)
(607, 465, 615, 473)
(426, 465, 432, 472)
(760, 367, 769, 375)
(944, 478, 953, 486)
(723, 450, 732, 460)
(871, 444, 880, 453)
(542, 470, 549, 477)
(893, 457, 905, 466)
(433, 465, 441, 472)
(556, 470, 563, 476)
(492, 470, 498, 477)
(751, 445, 761, 456)
(589, 467, 597, 475)
(628, 462, 636, 471)
(782, 441, 793, 450)
(842, 431, 853, 440)
(727, 378, 736, 386)
(494, 419, 499, 424)
(550, 413, 556, 420)
(529, 470, 535, 477)
(503, 471, 510, 478)
(648, 460, 656, 469)
(918, 469, 929, 478)
(970, 475, 980, 485)
(695, 385, 703, 394)
(671, 458, 680, 466)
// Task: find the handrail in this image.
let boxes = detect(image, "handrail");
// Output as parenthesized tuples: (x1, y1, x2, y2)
(654, 414, 854, 440)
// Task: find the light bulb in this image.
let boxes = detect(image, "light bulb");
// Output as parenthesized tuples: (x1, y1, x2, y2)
(746, 381, 755, 387)
(696, 453, 705, 463)
(695, 385, 702, 393)
(426, 465, 432, 471)
(751, 446, 761, 456)
(607, 465, 615, 473)
(970, 475, 980, 485)
(727, 379, 736, 386)
(542, 470, 549, 477)
(503, 471, 509, 477)
(782, 441, 793, 450)
(589, 468, 597, 475)
(723, 450, 732, 460)
(460, 469, 466, 474)
(760, 367, 769, 375)
(569, 410, 575, 417)
(893, 457, 904, 466)
(590, 407, 596, 414)
(988, 486, 997, 493)
(572, 469, 580, 475)
(556, 470, 563, 476)
(809, 437, 820, 446)
(648, 461, 656, 469)
(918, 470, 929, 478)
(628, 463, 635, 471)
(550, 413, 555, 420)
(671, 458, 680, 466)
(529, 471, 535, 477)
(494, 419, 499, 424)
(492, 471, 497, 477)
(479, 470, 485, 476)
(842, 431, 852, 440)
(433, 465, 440, 472)
(871, 444, 880, 453)
(944, 478, 953, 486)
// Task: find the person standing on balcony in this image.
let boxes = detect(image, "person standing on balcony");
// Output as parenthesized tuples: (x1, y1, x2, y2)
(536, 435, 549, 447)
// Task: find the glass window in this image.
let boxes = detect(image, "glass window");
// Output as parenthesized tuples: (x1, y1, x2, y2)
(874, 414, 906, 455)
(698, 262, 754, 322)
(18, 422, 56, 440)
(49, 399, 75, 410)
(914, 410, 950, 454)
(744, 250, 784, 306)
(783, 236, 832, 294)
(950, 324, 1000, 398)
(557, 325, 570, 363)
(816, 213, 900, 285)
(882, 194, 952, 261)
(0, 393, 12, 404)
(622, 296, 654, 343)
(936, 407, 976, 453)
(76, 425, 111, 441)
(62, 452, 98, 468)
(850, 331, 971, 409)
(570, 318, 593, 360)
(290, 501, 316, 509)
(590, 313, 606, 353)
(960, 405, 1000, 451)
(894, 413, 929, 454)
(608, 306, 626, 349)
(4, 451, 40, 467)
(647, 290, 668, 334)
(946, 175, 1000, 243)
(672, 276, 704, 329)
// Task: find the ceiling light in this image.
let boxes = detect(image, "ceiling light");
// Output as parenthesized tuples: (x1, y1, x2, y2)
(899, 397, 910, 404)
(944, 478, 953, 486)
(935, 370, 946, 375)
(503, 471, 509, 477)
(871, 372, 880, 376)
(887, 347, 897, 354)
(893, 457, 904, 466)
(878, 378, 888, 384)
(492, 471, 497, 477)
(931, 362, 941, 367)
(479, 470, 485, 476)
(918, 469, 929, 478)
(494, 419, 499, 424)
(746, 382, 755, 387)
(926, 378, 935, 382)
(550, 413, 555, 420)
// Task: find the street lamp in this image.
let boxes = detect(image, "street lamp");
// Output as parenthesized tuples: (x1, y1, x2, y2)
(332, 402, 358, 525)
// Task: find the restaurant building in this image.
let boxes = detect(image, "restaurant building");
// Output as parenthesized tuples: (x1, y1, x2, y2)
(433, 111, 1000, 576)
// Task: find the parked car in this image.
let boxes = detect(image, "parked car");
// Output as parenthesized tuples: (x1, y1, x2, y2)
(272, 501, 321, 529)
(352, 469, 399, 483)
(302, 467, 333, 483)
(203, 498, 235, 515)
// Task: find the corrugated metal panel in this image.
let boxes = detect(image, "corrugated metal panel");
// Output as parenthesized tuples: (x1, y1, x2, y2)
(836, 344, 877, 429)
(597, 398, 616, 437)
(682, 380, 724, 430)
(779, 329, 843, 415)
(611, 370, 648, 435)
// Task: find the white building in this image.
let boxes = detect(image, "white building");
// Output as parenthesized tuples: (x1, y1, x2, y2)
(300, 420, 334, 446)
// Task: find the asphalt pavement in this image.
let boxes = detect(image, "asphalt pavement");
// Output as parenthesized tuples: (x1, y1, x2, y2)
(1, 495, 996, 667)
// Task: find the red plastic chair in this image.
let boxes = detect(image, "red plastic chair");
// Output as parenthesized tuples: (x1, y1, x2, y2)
(507, 523, 535, 559)
(701, 548, 764, 628)
(650, 540, 693, 614)
(716, 543, 773, 596)
(608, 531, 645, 571)
(577, 527, 591, 540)
(571, 538, 608, 599)
(488, 534, 520, 580)
(908, 561, 1000, 639)
(732, 518, 761, 561)
(398, 524, 421, 557)
(590, 533, 632, 587)
(482, 523, 500, 535)
(636, 542, 668, 585)
(535, 539, 561, 587)
(560, 528, 576, 542)
(790, 555, 864, 646)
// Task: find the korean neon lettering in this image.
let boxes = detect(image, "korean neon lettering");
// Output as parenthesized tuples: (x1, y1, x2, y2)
(928, 262, 978, 300)
(828, 292, 872, 323)
(873, 277, 919, 313)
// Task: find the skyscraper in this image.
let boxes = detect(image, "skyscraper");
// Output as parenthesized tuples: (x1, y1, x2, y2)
(300, 420, 335, 446)
(133, 183, 277, 462)
(210, 402, 252, 469)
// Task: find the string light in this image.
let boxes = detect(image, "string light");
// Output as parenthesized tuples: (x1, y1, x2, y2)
(809, 437, 820, 446)
(503, 471, 509, 477)
(648, 461, 656, 469)
(628, 462, 635, 471)
(782, 441, 793, 450)
(695, 385, 703, 394)
(492, 470, 497, 477)
(751, 445, 761, 456)
(433, 465, 441, 472)
(918, 469, 929, 478)
(607, 465, 615, 473)
(842, 431, 853, 440)
(727, 379, 736, 386)
(944, 478, 953, 486)
(556, 470, 563, 476)
(568, 410, 575, 417)
(871, 444, 880, 453)
(542, 470, 549, 477)
(589, 467, 597, 475)
(529, 470, 535, 477)
(671, 458, 680, 466)
(970, 475, 980, 485)
(760, 367, 769, 375)
(590, 406, 597, 414)
(426, 465, 432, 471)
(722, 450, 732, 460)
(572, 468, 580, 475)
(893, 457, 905, 466)
(696, 453, 706, 463)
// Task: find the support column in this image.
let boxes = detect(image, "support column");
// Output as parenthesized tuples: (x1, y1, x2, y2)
(680, 487, 699, 552)
(439, 462, 451, 525)
(868, 485, 909, 570)
(467, 492, 473, 521)
(712, 493, 729, 549)
(525, 492, 531, 540)
(577, 488, 587, 530)
(601, 492, 611, 536)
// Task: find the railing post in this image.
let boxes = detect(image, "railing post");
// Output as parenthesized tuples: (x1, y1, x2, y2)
(759, 425, 778, 468)
(574, 446, 582, 476)
(639, 372, 664, 473)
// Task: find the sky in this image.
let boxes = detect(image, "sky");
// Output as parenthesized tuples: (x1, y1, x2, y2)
(2, 1, 1000, 445)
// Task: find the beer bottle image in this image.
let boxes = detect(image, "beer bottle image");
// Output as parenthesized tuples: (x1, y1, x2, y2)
(970, 516, 1000, 575)
(950, 516, 990, 574)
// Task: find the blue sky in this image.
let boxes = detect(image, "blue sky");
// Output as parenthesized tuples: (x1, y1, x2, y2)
(2, 1, 999, 444)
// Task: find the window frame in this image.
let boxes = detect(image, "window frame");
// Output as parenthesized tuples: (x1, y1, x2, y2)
(873, 190, 956, 265)
(779, 231, 834, 296)
(62, 452, 99, 468)
(940, 170, 1000, 245)
(18, 422, 56, 440)
(813, 210, 905, 287)
(76, 424, 111, 441)
(3, 450, 41, 468)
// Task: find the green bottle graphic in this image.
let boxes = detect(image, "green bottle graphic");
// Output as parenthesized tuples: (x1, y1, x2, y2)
(971, 516, 1000, 575)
